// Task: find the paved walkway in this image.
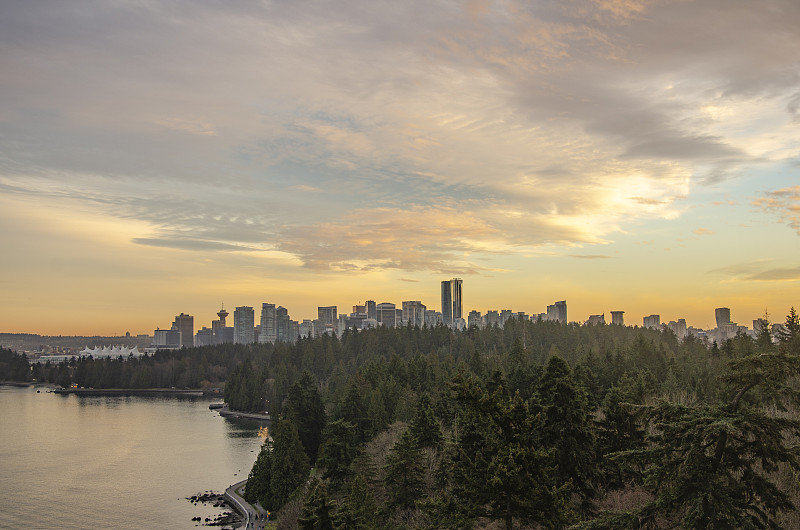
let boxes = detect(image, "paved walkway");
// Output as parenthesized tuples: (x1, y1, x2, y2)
(224, 479, 269, 529)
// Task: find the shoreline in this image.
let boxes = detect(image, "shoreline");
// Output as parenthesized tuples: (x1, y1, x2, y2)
(217, 406, 271, 423)
(225, 479, 268, 529)
(53, 387, 208, 397)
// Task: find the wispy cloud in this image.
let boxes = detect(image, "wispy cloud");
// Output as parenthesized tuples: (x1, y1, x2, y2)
(709, 260, 800, 282)
(752, 185, 800, 234)
(1, 0, 799, 276)
(693, 228, 715, 236)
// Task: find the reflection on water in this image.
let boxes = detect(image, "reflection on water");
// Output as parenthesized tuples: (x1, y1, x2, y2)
(0, 386, 262, 529)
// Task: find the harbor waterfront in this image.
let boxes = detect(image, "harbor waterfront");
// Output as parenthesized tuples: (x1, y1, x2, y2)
(0, 385, 263, 529)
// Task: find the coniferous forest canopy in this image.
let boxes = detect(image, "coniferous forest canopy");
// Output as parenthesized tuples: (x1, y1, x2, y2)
(4, 309, 800, 528)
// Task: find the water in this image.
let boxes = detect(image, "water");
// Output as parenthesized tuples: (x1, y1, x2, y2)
(0, 385, 264, 529)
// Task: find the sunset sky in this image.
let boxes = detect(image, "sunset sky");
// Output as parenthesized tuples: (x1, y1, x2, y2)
(1, 0, 799, 336)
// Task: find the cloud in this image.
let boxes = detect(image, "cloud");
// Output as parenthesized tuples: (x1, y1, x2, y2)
(2, 0, 800, 275)
(709, 260, 800, 282)
(752, 185, 800, 234)
(290, 184, 324, 193)
(692, 228, 715, 236)
(132, 237, 256, 252)
(568, 254, 613, 259)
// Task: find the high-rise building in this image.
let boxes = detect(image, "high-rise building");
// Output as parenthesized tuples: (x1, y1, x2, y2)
(586, 314, 605, 326)
(441, 278, 463, 328)
(667, 318, 688, 339)
(715, 307, 731, 329)
(318, 306, 338, 327)
(233, 306, 255, 344)
(402, 301, 426, 328)
(173, 313, 194, 348)
(153, 327, 182, 349)
(288, 319, 300, 343)
(468, 310, 482, 329)
(484, 310, 500, 328)
(376, 302, 397, 327)
(546, 300, 567, 323)
(259, 303, 277, 344)
(366, 300, 377, 321)
(425, 310, 441, 327)
(195, 327, 214, 347)
(276, 306, 289, 342)
(611, 311, 625, 326)
(643, 314, 661, 330)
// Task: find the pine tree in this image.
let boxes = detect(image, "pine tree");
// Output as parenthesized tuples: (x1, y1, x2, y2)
(409, 394, 443, 449)
(270, 418, 311, 509)
(335, 474, 379, 530)
(447, 373, 570, 530)
(384, 428, 425, 511)
(298, 477, 336, 530)
(317, 419, 359, 490)
(336, 379, 372, 444)
(778, 307, 800, 355)
(245, 438, 273, 508)
(599, 336, 800, 528)
(285, 370, 326, 464)
(535, 355, 598, 506)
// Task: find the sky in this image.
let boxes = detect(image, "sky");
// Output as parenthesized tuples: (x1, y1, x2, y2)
(1, 0, 799, 336)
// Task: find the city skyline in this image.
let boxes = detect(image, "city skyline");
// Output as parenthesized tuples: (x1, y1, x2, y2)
(1, 1, 798, 335)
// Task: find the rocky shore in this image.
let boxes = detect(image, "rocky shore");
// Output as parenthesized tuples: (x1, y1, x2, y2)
(187, 492, 245, 528)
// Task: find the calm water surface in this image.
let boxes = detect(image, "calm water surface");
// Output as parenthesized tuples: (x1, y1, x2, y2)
(0, 385, 263, 529)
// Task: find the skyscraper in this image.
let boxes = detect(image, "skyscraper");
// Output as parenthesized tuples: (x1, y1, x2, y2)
(376, 302, 397, 327)
(173, 313, 194, 348)
(546, 300, 567, 323)
(441, 278, 462, 328)
(402, 301, 426, 327)
(715, 307, 731, 328)
(643, 314, 661, 330)
(276, 306, 289, 342)
(233, 306, 254, 344)
(259, 303, 276, 344)
(611, 311, 625, 326)
(366, 300, 377, 321)
(318, 306, 338, 327)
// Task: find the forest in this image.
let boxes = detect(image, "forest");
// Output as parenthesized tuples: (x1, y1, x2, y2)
(233, 309, 800, 529)
(3, 309, 800, 528)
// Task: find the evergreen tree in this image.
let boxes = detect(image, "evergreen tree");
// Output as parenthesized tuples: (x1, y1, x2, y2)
(317, 419, 359, 490)
(298, 477, 336, 530)
(409, 394, 443, 449)
(447, 374, 570, 530)
(535, 355, 598, 506)
(335, 474, 379, 530)
(245, 437, 273, 508)
(270, 418, 311, 509)
(778, 306, 800, 355)
(336, 379, 372, 444)
(602, 345, 800, 528)
(285, 370, 327, 463)
(384, 428, 425, 511)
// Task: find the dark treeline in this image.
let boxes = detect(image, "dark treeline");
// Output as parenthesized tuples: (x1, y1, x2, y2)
(0, 348, 31, 381)
(1, 344, 273, 389)
(237, 309, 800, 529)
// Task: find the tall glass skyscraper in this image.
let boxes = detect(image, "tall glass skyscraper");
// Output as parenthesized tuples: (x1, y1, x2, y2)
(233, 306, 254, 344)
(441, 278, 462, 328)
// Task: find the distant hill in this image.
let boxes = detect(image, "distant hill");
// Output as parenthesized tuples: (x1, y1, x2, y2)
(0, 333, 152, 353)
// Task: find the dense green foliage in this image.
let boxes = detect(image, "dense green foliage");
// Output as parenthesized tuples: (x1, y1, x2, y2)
(17, 343, 266, 389)
(233, 310, 800, 529)
(8, 308, 800, 528)
(0, 348, 31, 381)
